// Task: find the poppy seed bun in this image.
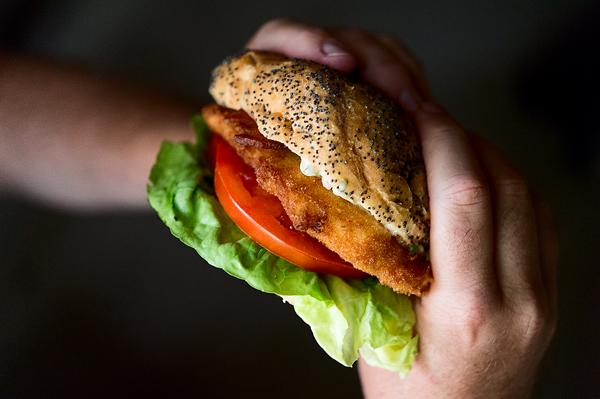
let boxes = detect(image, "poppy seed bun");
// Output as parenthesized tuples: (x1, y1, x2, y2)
(210, 51, 430, 250)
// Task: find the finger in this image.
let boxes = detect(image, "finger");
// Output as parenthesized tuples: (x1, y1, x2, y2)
(375, 33, 433, 100)
(412, 103, 496, 295)
(245, 18, 358, 74)
(468, 133, 542, 300)
(531, 193, 559, 312)
(329, 28, 424, 105)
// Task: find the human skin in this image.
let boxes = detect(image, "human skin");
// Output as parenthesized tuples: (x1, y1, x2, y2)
(0, 18, 558, 398)
(247, 18, 558, 399)
(0, 53, 198, 211)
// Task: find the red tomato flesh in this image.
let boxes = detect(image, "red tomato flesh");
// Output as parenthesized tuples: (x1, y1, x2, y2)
(211, 134, 368, 280)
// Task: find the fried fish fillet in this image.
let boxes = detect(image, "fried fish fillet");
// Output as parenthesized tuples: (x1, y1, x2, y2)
(203, 104, 432, 296)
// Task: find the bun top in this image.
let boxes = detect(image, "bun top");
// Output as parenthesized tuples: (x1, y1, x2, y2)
(210, 51, 429, 248)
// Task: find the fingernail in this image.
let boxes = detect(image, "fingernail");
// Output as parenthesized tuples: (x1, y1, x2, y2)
(399, 89, 421, 113)
(321, 40, 350, 57)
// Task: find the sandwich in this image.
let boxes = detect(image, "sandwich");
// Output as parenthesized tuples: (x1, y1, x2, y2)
(148, 51, 432, 376)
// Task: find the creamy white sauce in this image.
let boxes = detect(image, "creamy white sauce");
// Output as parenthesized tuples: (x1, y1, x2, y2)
(299, 157, 412, 241)
(332, 179, 350, 201)
(300, 158, 353, 207)
(300, 157, 321, 177)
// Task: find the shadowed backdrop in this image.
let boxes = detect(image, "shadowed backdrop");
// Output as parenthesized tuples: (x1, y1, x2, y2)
(1, 1, 598, 397)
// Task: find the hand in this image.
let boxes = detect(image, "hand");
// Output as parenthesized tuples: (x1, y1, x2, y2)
(248, 18, 558, 398)
(247, 18, 433, 106)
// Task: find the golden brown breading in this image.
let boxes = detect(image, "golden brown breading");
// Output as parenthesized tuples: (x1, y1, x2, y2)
(210, 51, 431, 249)
(203, 104, 432, 296)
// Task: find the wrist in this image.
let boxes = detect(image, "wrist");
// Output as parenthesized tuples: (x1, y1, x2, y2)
(360, 359, 536, 399)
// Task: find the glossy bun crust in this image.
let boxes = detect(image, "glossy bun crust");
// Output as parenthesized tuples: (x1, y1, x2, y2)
(208, 51, 432, 295)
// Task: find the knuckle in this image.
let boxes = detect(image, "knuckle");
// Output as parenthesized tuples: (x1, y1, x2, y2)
(449, 294, 496, 343)
(525, 295, 556, 335)
(521, 302, 545, 335)
(434, 169, 492, 266)
(436, 187, 491, 265)
(441, 172, 490, 209)
(497, 178, 535, 237)
(460, 301, 488, 331)
(497, 175, 530, 203)
(508, 293, 556, 350)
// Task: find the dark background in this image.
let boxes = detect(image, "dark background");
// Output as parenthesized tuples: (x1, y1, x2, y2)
(1, 1, 599, 397)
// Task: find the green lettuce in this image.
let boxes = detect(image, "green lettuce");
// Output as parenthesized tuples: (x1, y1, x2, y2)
(147, 115, 418, 377)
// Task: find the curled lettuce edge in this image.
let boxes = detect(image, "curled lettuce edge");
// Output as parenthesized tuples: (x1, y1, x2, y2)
(146, 114, 418, 377)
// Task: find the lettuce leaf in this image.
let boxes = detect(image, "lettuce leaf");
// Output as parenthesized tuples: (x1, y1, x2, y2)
(146, 115, 418, 377)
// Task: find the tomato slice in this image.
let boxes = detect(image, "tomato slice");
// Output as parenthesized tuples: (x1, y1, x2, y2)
(211, 134, 368, 280)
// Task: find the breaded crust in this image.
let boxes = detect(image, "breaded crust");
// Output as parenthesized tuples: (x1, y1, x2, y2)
(210, 51, 430, 248)
(203, 104, 432, 296)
